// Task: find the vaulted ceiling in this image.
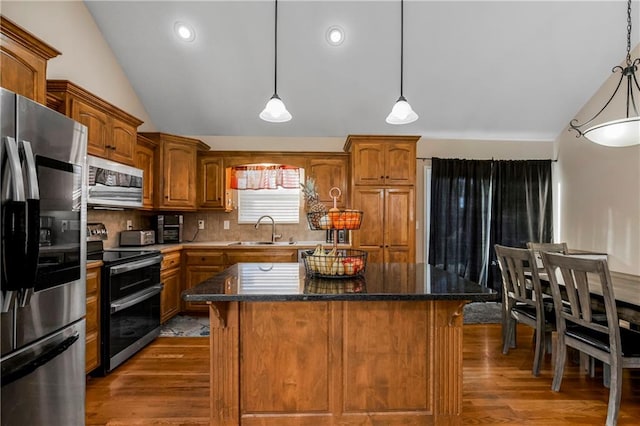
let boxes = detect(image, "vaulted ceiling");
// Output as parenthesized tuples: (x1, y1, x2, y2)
(84, 1, 638, 141)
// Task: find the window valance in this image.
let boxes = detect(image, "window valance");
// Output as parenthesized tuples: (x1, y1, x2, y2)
(229, 165, 301, 190)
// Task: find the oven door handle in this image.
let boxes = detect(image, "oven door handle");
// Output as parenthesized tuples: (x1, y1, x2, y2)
(110, 284, 163, 314)
(109, 255, 163, 276)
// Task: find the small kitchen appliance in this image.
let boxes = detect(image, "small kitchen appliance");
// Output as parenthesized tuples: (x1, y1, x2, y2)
(155, 214, 183, 243)
(120, 230, 156, 246)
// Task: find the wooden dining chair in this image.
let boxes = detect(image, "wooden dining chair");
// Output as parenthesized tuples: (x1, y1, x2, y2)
(495, 244, 554, 376)
(541, 252, 640, 426)
(526, 241, 569, 272)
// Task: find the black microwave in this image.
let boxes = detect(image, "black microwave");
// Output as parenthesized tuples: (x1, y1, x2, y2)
(155, 215, 183, 243)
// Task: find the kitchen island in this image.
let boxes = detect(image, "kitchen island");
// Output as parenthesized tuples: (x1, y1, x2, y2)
(183, 262, 497, 426)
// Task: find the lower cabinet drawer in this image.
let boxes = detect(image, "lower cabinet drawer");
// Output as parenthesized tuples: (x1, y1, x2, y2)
(184, 251, 225, 266)
(161, 251, 181, 270)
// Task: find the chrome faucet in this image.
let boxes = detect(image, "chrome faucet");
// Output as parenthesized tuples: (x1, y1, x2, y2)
(254, 215, 282, 243)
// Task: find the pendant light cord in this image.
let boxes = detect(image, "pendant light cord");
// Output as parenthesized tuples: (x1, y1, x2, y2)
(274, 0, 279, 95)
(400, 0, 404, 98)
(626, 0, 632, 65)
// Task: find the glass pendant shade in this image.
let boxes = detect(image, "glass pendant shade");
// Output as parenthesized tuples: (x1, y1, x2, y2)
(583, 117, 640, 147)
(386, 96, 418, 125)
(259, 94, 292, 123)
(569, 0, 639, 147)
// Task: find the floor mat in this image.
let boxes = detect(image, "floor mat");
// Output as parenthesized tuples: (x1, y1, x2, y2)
(464, 302, 502, 324)
(160, 314, 210, 337)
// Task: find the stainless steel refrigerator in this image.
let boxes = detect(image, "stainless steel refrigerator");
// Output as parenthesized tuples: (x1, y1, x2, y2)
(1, 88, 88, 425)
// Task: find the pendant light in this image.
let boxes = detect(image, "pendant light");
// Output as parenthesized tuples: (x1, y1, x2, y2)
(569, 0, 639, 147)
(386, 0, 418, 125)
(260, 0, 292, 123)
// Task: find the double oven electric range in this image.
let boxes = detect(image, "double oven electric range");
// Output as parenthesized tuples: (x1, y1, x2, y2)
(87, 223, 163, 375)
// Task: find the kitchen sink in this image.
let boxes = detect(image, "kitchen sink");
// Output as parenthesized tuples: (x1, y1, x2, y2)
(227, 241, 295, 246)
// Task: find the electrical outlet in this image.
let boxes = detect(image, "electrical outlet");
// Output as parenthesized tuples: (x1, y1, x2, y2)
(223, 220, 230, 230)
(198, 219, 205, 230)
(126, 220, 133, 230)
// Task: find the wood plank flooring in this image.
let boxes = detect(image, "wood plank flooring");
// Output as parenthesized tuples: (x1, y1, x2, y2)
(85, 324, 640, 425)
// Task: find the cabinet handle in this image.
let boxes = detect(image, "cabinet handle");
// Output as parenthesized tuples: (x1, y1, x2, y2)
(385, 176, 389, 179)
(380, 176, 384, 179)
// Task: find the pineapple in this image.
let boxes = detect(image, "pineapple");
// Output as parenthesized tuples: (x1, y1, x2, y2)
(300, 177, 328, 229)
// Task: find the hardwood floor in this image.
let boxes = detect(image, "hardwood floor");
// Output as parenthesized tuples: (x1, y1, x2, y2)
(85, 324, 640, 425)
(85, 338, 210, 425)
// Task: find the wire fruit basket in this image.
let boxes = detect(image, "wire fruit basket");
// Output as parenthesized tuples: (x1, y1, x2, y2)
(302, 247, 367, 278)
(306, 209, 363, 230)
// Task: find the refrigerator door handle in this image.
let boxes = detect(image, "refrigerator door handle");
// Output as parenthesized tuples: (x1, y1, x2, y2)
(18, 140, 40, 307)
(1, 136, 27, 312)
(1, 136, 26, 202)
(0, 331, 80, 388)
(18, 140, 39, 200)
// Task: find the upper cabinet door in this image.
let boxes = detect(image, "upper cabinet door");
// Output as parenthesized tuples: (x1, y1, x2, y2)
(71, 99, 110, 157)
(352, 143, 386, 186)
(110, 118, 136, 166)
(135, 135, 157, 210)
(198, 155, 225, 209)
(307, 157, 348, 208)
(385, 143, 416, 186)
(160, 141, 197, 210)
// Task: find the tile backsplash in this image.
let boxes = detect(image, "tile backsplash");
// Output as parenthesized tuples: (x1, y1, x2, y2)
(88, 209, 327, 247)
(182, 211, 324, 243)
(87, 210, 152, 248)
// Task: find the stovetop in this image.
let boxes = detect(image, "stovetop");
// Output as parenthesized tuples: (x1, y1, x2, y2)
(88, 249, 161, 266)
(86, 223, 161, 266)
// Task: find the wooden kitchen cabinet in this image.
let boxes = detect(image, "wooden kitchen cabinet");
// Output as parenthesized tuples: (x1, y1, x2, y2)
(198, 153, 225, 210)
(86, 261, 102, 374)
(353, 187, 415, 263)
(225, 248, 298, 265)
(345, 135, 418, 186)
(345, 135, 419, 263)
(47, 80, 143, 166)
(160, 250, 181, 323)
(183, 250, 226, 313)
(140, 132, 209, 210)
(135, 134, 158, 210)
(307, 156, 349, 208)
(0, 16, 60, 104)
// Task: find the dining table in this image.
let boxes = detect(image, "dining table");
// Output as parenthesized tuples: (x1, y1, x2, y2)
(538, 267, 640, 332)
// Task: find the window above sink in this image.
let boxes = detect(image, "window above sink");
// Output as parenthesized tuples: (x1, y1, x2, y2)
(231, 164, 304, 224)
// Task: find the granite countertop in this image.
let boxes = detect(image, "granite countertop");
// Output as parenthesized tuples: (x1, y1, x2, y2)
(112, 241, 346, 252)
(182, 262, 498, 302)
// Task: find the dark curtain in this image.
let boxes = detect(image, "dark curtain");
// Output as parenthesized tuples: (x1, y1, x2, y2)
(428, 158, 493, 286)
(488, 160, 553, 290)
(428, 158, 553, 292)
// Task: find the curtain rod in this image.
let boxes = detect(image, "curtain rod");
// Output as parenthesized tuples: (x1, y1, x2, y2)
(416, 157, 558, 162)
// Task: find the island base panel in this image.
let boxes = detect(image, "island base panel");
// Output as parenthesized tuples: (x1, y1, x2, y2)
(209, 300, 466, 425)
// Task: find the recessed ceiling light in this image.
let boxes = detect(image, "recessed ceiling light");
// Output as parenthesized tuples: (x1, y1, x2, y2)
(174, 21, 195, 42)
(326, 26, 344, 46)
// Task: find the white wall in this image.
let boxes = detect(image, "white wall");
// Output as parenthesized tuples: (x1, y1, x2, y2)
(554, 44, 640, 276)
(1, 1, 156, 131)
